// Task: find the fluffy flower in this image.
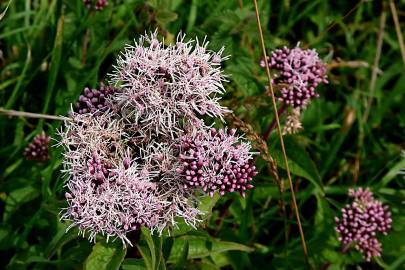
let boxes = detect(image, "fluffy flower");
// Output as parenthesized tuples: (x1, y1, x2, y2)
(109, 31, 229, 135)
(335, 188, 392, 261)
(23, 132, 51, 162)
(263, 45, 328, 109)
(58, 113, 203, 244)
(176, 128, 257, 197)
(63, 165, 161, 244)
(59, 32, 256, 245)
(140, 140, 202, 233)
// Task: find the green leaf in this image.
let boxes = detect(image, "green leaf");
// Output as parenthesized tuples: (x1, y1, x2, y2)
(210, 252, 230, 268)
(3, 158, 23, 178)
(186, 0, 198, 32)
(41, 10, 64, 117)
(374, 257, 389, 269)
(152, 234, 166, 270)
(45, 221, 77, 258)
(200, 261, 221, 270)
(136, 243, 153, 270)
(172, 194, 220, 237)
(0, 224, 17, 250)
(387, 251, 405, 270)
(4, 47, 31, 109)
(155, 9, 178, 25)
(171, 240, 189, 270)
(84, 241, 127, 270)
(376, 157, 405, 188)
(162, 237, 174, 261)
(269, 135, 323, 193)
(122, 259, 147, 270)
(138, 228, 166, 270)
(198, 193, 220, 216)
(3, 185, 39, 221)
(0, 0, 13, 21)
(141, 228, 156, 269)
(168, 236, 253, 263)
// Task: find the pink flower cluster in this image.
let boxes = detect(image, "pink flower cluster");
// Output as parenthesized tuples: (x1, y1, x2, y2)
(177, 128, 256, 197)
(23, 132, 51, 162)
(261, 45, 328, 109)
(59, 32, 256, 245)
(335, 188, 392, 261)
(74, 85, 116, 115)
(83, 0, 108, 10)
(110, 33, 229, 136)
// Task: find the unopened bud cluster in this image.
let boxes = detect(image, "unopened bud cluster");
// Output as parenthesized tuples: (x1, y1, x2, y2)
(74, 85, 116, 115)
(177, 128, 257, 197)
(59, 32, 257, 245)
(261, 45, 328, 109)
(335, 188, 392, 261)
(23, 132, 51, 162)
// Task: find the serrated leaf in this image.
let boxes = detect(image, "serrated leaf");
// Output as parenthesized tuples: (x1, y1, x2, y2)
(172, 194, 220, 237)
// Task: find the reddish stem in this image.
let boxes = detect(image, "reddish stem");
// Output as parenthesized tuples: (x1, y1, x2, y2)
(263, 104, 287, 141)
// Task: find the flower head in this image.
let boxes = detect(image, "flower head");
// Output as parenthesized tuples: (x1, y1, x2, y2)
(176, 128, 257, 197)
(58, 113, 203, 244)
(24, 132, 51, 162)
(59, 32, 257, 245)
(263, 45, 328, 109)
(74, 84, 116, 115)
(335, 187, 392, 261)
(109, 31, 229, 136)
(63, 165, 161, 244)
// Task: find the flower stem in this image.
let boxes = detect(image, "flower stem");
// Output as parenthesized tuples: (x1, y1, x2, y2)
(263, 104, 286, 141)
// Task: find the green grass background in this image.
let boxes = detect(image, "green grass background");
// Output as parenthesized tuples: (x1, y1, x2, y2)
(0, 0, 404, 269)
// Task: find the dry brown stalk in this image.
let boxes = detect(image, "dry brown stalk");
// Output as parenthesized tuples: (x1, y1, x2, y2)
(225, 112, 281, 187)
(0, 108, 70, 121)
(389, 0, 405, 67)
(252, 0, 309, 266)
